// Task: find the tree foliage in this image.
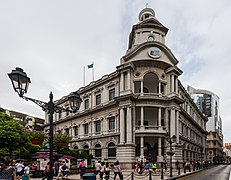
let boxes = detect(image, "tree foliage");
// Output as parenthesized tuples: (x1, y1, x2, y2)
(0, 112, 34, 155)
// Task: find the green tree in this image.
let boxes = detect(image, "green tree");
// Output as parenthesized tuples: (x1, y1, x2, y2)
(0, 112, 31, 156)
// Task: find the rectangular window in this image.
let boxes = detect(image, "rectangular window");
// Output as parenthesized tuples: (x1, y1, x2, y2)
(65, 128, 69, 135)
(74, 126, 78, 137)
(108, 116, 115, 130)
(96, 94, 101, 105)
(84, 124, 89, 135)
(95, 121, 101, 133)
(109, 88, 115, 101)
(84, 99, 89, 109)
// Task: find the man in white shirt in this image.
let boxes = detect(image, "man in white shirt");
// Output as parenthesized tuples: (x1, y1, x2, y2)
(94, 160, 101, 175)
(15, 160, 24, 180)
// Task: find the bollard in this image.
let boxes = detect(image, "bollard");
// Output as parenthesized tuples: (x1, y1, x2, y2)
(161, 168, 164, 179)
(178, 167, 180, 175)
(193, 166, 195, 171)
(184, 167, 186, 174)
(131, 172, 134, 180)
(149, 171, 152, 180)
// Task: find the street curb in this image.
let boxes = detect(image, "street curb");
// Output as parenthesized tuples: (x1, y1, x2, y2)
(166, 166, 214, 180)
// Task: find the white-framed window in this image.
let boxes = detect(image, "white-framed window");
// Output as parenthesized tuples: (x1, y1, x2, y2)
(95, 120, 101, 133)
(84, 99, 89, 109)
(109, 88, 115, 101)
(74, 126, 78, 137)
(65, 128, 69, 135)
(84, 124, 89, 135)
(96, 94, 101, 105)
(95, 144, 102, 158)
(108, 116, 115, 130)
(108, 142, 116, 157)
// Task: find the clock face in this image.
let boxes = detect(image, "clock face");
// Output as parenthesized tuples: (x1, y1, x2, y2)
(148, 35, 155, 41)
(148, 47, 161, 58)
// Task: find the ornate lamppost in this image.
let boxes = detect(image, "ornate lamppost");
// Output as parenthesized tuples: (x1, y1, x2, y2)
(166, 133, 177, 177)
(8, 67, 82, 180)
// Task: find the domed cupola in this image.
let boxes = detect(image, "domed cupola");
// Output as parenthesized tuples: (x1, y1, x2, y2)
(127, 8, 169, 51)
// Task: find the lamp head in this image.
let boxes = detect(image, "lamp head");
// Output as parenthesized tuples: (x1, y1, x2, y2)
(8, 67, 31, 97)
(68, 91, 82, 112)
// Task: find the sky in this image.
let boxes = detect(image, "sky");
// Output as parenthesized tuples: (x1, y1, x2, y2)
(0, 0, 231, 142)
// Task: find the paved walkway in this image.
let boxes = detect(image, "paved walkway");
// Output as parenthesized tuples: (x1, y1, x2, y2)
(30, 168, 187, 180)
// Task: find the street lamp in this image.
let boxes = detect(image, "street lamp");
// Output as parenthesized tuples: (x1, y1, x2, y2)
(166, 133, 176, 177)
(8, 67, 82, 180)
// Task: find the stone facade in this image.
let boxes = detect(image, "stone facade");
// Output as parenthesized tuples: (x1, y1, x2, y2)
(44, 7, 207, 168)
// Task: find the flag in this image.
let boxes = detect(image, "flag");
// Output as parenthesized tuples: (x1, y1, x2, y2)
(87, 63, 93, 69)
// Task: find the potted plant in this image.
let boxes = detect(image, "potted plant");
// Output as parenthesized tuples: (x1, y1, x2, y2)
(28, 131, 46, 145)
(53, 134, 72, 147)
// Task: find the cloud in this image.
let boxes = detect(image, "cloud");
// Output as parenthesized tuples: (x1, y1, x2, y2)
(0, 0, 231, 142)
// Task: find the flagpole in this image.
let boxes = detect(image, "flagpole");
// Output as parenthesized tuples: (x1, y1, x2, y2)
(84, 66, 85, 86)
(92, 62, 94, 81)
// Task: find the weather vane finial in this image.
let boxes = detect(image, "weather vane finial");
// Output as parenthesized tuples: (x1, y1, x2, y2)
(145, 3, 148, 8)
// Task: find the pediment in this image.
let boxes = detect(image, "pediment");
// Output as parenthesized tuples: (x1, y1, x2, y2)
(122, 41, 179, 69)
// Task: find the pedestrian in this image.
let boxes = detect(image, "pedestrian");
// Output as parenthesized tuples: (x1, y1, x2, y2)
(23, 162, 30, 180)
(99, 162, 105, 180)
(175, 160, 179, 170)
(56, 161, 65, 180)
(105, 162, 110, 180)
(113, 160, 122, 180)
(54, 160, 60, 177)
(94, 160, 101, 175)
(78, 160, 86, 179)
(31, 161, 37, 178)
(42, 162, 50, 180)
(63, 159, 71, 180)
(15, 160, 24, 180)
(0, 160, 16, 180)
(151, 161, 157, 173)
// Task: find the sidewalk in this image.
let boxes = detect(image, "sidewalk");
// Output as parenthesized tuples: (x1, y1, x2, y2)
(30, 168, 184, 180)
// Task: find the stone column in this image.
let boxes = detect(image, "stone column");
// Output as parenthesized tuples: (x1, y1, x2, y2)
(175, 78, 178, 93)
(165, 108, 169, 132)
(176, 111, 179, 143)
(140, 136, 144, 158)
(127, 70, 131, 90)
(171, 75, 175, 93)
(158, 82, 161, 94)
(126, 106, 132, 144)
(170, 109, 176, 136)
(158, 107, 162, 127)
(120, 73, 124, 92)
(141, 106, 144, 129)
(157, 137, 163, 162)
(120, 108, 125, 144)
(141, 80, 144, 95)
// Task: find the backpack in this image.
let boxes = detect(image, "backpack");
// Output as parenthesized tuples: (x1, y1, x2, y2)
(62, 164, 67, 171)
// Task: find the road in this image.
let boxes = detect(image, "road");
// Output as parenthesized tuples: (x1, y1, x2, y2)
(178, 165, 231, 180)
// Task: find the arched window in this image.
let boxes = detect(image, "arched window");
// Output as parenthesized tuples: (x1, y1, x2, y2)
(108, 142, 116, 157)
(95, 144, 102, 158)
(143, 73, 158, 93)
(84, 145, 89, 154)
